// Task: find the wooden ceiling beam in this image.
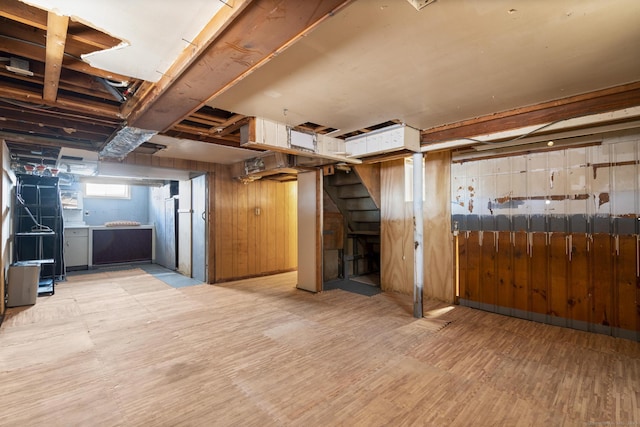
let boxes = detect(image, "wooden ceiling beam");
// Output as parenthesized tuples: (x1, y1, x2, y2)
(0, 35, 132, 82)
(0, 81, 122, 119)
(215, 116, 251, 137)
(169, 123, 240, 143)
(0, 64, 114, 102)
(161, 129, 243, 148)
(43, 12, 69, 102)
(127, 0, 353, 132)
(0, 117, 110, 143)
(0, 0, 120, 50)
(1, 17, 119, 62)
(421, 81, 640, 144)
(0, 107, 116, 136)
(181, 115, 225, 127)
(0, 0, 47, 30)
(208, 114, 246, 133)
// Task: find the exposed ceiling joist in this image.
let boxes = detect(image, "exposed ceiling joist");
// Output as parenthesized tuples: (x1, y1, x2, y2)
(43, 12, 68, 102)
(0, 82, 122, 118)
(0, 33, 130, 81)
(2, 0, 640, 168)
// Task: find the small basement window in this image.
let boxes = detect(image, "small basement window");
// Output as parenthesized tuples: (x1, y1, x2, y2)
(84, 183, 130, 199)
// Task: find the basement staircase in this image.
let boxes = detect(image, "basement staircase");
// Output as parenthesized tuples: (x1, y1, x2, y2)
(324, 168, 380, 282)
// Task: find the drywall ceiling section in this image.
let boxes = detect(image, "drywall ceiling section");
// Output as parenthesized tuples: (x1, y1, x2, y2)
(210, 0, 640, 136)
(150, 134, 258, 165)
(19, 0, 225, 82)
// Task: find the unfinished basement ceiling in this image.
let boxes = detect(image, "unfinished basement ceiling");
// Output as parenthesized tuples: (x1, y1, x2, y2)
(2, 0, 639, 168)
(211, 0, 640, 136)
(19, 0, 225, 82)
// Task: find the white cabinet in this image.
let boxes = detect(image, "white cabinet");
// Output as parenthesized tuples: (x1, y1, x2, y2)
(64, 227, 88, 269)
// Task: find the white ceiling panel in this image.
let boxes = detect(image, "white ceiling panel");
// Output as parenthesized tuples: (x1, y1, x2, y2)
(151, 135, 258, 165)
(20, 0, 225, 82)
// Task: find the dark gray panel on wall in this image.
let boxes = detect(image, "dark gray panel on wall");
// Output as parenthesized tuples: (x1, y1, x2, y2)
(530, 215, 546, 232)
(549, 215, 567, 233)
(467, 215, 480, 231)
(593, 216, 611, 234)
(617, 217, 638, 235)
(496, 215, 510, 231)
(480, 215, 496, 231)
(569, 215, 588, 233)
(452, 214, 466, 231)
(513, 215, 528, 232)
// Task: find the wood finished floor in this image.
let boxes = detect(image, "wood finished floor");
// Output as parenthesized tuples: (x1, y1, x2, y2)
(1, 269, 639, 426)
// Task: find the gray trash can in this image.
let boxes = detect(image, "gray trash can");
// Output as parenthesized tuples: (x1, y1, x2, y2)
(7, 263, 41, 307)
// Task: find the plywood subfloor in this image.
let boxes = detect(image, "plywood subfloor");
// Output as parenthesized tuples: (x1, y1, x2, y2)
(1, 269, 639, 426)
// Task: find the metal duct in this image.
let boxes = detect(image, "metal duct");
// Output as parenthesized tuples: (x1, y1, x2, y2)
(99, 126, 157, 160)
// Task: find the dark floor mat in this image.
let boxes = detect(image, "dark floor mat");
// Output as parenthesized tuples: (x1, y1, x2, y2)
(323, 278, 382, 297)
(67, 263, 203, 288)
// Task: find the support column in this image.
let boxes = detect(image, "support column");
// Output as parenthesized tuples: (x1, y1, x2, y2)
(413, 152, 424, 318)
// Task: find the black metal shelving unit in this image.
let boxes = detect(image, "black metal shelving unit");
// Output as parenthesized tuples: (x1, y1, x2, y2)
(13, 173, 64, 295)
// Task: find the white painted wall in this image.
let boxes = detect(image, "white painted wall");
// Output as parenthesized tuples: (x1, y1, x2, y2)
(451, 133, 640, 222)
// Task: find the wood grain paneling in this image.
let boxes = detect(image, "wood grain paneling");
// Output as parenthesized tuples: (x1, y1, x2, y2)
(458, 231, 639, 336)
(529, 233, 548, 315)
(246, 181, 257, 277)
(353, 163, 381, 209)
(512, 232, 529, 313)
(213, 164, 297, 282)
(380, 160, 412, 294)
(617, 235, 639, 332)
(381, 155, 454, 302)
(480, 231, 497, 306)
(464, 232, 481, 302)
(496, 232, 513, 311)
(568, 234, 590, 323)
(591, 234, 613, 327)
(549, 233, 568, 321)
(424, 151, 454, 302)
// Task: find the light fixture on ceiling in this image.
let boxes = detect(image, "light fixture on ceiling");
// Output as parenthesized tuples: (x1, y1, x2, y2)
(1, 57, 34, 77)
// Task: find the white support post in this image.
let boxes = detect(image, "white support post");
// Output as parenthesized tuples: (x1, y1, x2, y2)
(413, 152, 424, 318)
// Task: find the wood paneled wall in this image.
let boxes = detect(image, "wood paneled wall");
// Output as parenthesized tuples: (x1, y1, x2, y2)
(424, 152, 453, 302)
(353, 164, 381, 208)
(380, 154, 454, 302)
(458, 231, 640, 339)
(381, 159, 413, 294)
(212, 164, 297, 282)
